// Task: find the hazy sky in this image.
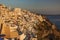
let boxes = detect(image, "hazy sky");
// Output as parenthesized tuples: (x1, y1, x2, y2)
(0, 0, 60, 14)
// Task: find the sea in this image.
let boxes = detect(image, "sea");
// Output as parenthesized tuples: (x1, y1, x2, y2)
(46, 15, 60, 29)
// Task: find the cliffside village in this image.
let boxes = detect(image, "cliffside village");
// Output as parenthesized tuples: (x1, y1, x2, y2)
(0, 4, 60, 40)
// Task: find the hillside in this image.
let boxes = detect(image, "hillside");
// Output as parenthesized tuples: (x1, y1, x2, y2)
(0, 4, 60, 40)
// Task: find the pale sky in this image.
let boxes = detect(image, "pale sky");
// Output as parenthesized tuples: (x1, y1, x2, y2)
(0, 0, 60, 14)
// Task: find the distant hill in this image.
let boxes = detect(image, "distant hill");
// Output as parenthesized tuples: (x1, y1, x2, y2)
(28, 9, 60, 15)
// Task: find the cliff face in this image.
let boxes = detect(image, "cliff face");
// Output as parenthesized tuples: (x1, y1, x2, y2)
(0, 4, 60, 40)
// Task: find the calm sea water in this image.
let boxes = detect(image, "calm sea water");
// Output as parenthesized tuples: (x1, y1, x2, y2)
(46, 15, 60, 29)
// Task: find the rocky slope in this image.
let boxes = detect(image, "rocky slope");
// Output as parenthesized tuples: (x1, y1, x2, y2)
(0, 4, 60, 40)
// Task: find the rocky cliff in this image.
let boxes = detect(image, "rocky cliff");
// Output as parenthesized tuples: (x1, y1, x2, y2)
(0, 4, 60, 40)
